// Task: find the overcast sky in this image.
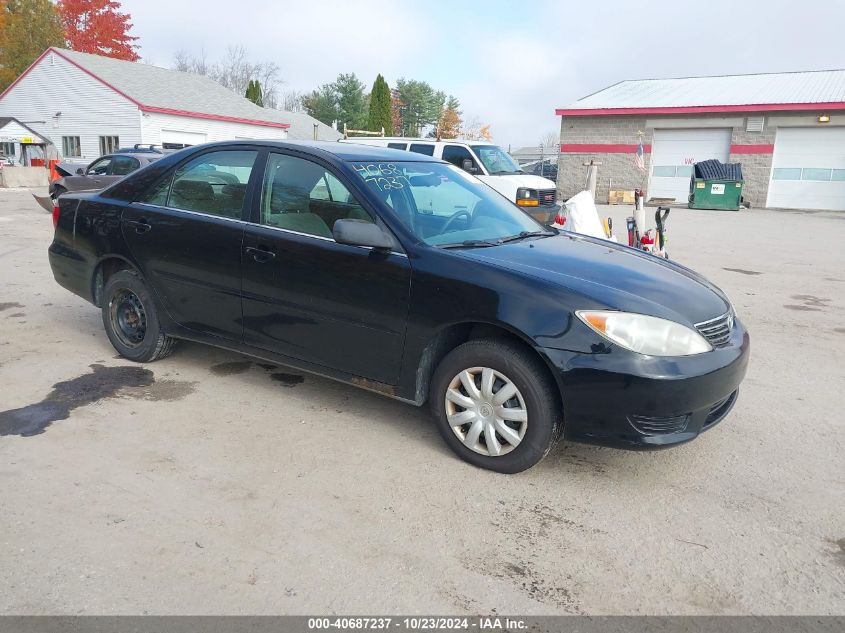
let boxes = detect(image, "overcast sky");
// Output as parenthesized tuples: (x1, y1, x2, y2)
(124, 0, 845, 148)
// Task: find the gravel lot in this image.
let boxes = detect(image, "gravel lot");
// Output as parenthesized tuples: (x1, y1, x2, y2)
(0, 188, 843, 615)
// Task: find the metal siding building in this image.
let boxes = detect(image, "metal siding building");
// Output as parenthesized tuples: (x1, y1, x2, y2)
(556, 70, 845, 210)
(0, 48, 340, 163)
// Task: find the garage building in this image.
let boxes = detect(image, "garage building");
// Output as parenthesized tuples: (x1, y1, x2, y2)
(0, 47, 340, 163)
(556, 70, 845, 210)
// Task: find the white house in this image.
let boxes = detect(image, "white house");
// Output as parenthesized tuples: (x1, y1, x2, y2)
(0, 47, 340, 163)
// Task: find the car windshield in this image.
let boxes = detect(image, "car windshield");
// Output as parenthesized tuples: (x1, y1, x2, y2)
(350, 161, 550, 247)
(471, 145, 522, 174)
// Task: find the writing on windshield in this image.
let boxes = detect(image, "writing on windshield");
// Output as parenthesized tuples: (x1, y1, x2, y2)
(351, 163, 411, 191)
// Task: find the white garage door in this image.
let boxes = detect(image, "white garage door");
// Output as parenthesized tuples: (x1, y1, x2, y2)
(649, 129, 732, 202)
(767, 127, 845, 211)
(161, 129, 207, 149)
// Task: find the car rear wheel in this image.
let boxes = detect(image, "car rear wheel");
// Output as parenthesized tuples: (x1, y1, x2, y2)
(102, 269, 175, 362)
(430, 339, 561, 473)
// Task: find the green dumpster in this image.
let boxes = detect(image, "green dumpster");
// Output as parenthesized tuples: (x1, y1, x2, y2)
(688, 178, 743, 211)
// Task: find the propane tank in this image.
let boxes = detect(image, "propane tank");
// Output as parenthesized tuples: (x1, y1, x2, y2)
(633, 188, 646, 240)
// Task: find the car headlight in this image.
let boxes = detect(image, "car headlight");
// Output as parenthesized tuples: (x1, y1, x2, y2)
(576, 310, 712, 356)
(515, 187, 538, 207)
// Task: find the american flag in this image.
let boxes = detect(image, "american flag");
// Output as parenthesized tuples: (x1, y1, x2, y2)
(634, 141, 645, 172)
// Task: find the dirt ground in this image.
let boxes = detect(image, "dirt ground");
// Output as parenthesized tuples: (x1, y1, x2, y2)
(0, 188, 843, 615)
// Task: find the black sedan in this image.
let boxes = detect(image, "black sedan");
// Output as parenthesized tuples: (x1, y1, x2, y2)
(48, 141, 749, 473)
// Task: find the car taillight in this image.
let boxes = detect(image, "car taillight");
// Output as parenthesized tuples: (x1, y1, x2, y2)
(554, 212, 566, 226)
(52, 205, 60, 228)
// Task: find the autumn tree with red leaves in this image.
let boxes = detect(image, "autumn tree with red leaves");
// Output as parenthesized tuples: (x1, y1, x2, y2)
(58, 0, 139, 61)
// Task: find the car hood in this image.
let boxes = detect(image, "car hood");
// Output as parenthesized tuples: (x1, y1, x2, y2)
(453, 233, 730, 325)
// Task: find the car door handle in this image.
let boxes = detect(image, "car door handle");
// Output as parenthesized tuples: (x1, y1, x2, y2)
(124, 219, 152, 234)
(244, 246, 276, 263)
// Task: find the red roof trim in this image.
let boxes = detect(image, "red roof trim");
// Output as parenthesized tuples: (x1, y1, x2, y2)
(730, 144, 774, 154)
(561, 143, 652, 153)
(1, 47, 290, 130)
(140, 105, 290, 129)
(555, 102, 845, 116)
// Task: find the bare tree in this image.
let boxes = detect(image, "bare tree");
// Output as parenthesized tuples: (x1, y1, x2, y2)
(539, 131, 559, 149)
(172, 46, 281, 109)
(173, 49, 210, 76)
(281, 89, 304, 112)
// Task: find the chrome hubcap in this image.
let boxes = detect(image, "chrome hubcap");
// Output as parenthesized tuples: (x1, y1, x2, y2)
(445, 367, 528, 457)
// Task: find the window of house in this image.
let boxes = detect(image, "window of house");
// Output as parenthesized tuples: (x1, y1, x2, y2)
(801, 168, 832, 182)
(99, 136, 120, 155)
(652, 166, 677, 177)
(0, 142, 15, 157)
(261, 153, 371, 238)
(62, 136, 81, 157)
(772, 168, 802, 181)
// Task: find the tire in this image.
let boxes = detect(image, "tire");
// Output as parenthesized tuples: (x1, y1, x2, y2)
(101, 269, 175, 362)
(429, 338, 562, 473)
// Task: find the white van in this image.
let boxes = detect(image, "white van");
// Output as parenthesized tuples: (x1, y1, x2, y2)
(339, 137, 560, 221)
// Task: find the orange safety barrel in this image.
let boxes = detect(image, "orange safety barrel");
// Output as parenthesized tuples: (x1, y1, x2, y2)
(48, 159, 61, 181)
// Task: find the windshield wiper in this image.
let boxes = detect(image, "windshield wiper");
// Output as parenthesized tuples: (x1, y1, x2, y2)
(437, 239, 502, 249)
(499, 230, 555, 244)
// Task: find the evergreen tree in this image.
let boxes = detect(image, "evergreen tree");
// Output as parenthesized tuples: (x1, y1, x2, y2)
(367, 74, 392, 135)
(333, 72, 367, 132)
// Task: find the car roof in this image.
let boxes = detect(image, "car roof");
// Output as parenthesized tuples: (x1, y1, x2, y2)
(184, 140, 443, 163)
(344, 137, 496, 146)
(105, 152, 160, 162)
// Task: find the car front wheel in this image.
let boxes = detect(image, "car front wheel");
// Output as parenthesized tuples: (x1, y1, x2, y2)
(102, 269, 175, 362)
(430, 339, 562, 473)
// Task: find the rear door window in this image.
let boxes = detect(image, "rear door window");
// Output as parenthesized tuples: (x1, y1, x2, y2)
(409, 144, 435, 156)
(387, 143, 408, 150)
(140, 150, 257, 219)
(111, 155, 140, 176)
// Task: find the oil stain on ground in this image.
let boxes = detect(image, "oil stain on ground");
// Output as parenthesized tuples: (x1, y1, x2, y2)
(209, 359, 303, 387)
(785, 294, 831, 312)
(0, 364, 196, 437)
(723, 268, 762, 276)
(271, 372, 304, 387)
(0, 302, 24, 312)
(210, 360, 253, 376)
(0, 364, 153, 437)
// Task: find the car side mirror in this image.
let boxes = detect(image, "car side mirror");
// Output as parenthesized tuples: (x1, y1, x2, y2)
(461, 158, 479, 174)
(333, 219, 394, 251)
(76, 168, 84, 175)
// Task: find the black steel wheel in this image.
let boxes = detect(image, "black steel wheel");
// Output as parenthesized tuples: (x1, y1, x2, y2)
(102, 269, 175, 362)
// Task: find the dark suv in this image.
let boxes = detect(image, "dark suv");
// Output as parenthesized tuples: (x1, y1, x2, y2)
(48, 141, 749, 473)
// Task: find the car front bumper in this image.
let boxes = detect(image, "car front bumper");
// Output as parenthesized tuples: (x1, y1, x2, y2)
(543, 322, 750, 449)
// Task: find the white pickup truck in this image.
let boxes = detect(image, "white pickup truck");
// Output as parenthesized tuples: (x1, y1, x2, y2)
(340, 137, 560, 222)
